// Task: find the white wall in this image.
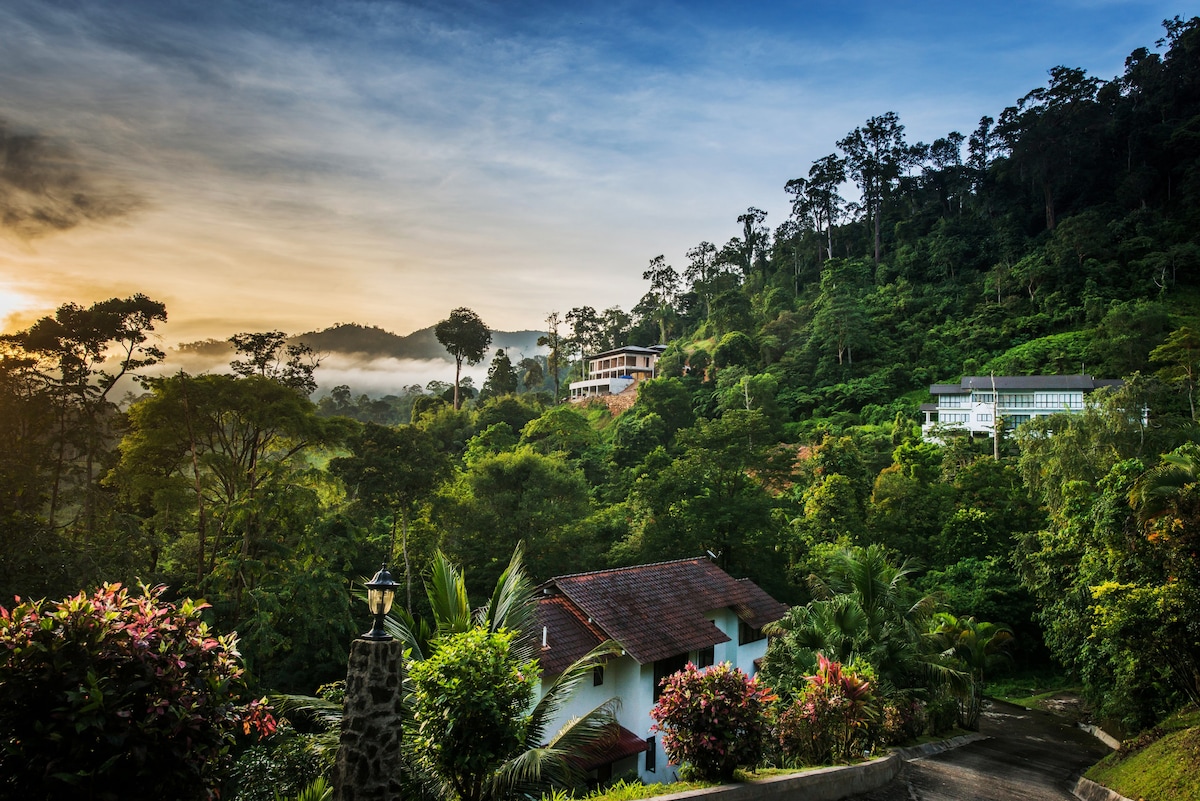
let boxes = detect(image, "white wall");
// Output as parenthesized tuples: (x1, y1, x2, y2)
(536, 610, 774, 785)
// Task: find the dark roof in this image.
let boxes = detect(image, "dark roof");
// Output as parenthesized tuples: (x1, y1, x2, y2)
(574, 726, 649, 771)
(930, 375, 1122, 394)
(587, 345, 660, 360)
(536, 558, 789, 667)
(536, 595, 607, 676)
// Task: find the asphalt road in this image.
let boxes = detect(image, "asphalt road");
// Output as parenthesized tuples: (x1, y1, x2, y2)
(847, 701, 1114, 801)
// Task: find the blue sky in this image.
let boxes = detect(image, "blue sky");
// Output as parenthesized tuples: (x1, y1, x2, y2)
(0, 0, 1186, 343)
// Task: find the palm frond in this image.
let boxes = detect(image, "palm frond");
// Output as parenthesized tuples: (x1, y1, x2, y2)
(426, 550, 471, 637)
(481, 541, 536, 638)
(526, 640, 622, 745)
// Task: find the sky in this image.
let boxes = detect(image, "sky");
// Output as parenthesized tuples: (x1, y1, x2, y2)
(0, 0, 1187, 347)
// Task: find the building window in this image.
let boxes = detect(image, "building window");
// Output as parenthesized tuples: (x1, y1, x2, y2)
(973, 392, 995, 403)
(645, 737, 656, 772)
(738, 619, 765, 645)
(593, 665, 604, 686)
(939, 395, 968, 408)
(1004, 414, 1031, 429)
(976, 413, 992, 422)
(697, 645, 715, 668)
(653, 654, 688, 702)
(940, 412, 968, 423)
(998, 393, 1034, 408)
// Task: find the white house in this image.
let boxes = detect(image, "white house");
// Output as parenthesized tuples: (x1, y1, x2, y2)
(532, 558, 789, 784)
(920, 374, 1123, 440)
(568, 345, 666, 402)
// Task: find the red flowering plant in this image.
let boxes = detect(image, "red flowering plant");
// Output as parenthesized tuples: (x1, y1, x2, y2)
(0, 583, 274, 800)
(650, 661, 777, 781)
(777, 653, 877, 765)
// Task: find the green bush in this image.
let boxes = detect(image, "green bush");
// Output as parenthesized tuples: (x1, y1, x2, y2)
(0, 583, 271, 800)
(409, 627, 538, 801)
(650, 662, 775, 781)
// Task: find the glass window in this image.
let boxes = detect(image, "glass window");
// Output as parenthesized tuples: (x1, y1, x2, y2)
(645, 738, 656, 772)
(697, 645, 715, 668)
(738, 620, 765, 645)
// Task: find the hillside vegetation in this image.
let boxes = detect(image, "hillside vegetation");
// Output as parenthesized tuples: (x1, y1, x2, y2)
(1, 14, 1199, 799)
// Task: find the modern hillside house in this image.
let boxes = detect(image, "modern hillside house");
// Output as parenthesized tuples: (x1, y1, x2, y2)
(532, 558, 788, 784)
(568, 345, 666, 402)
(920, 375, 1123, 439)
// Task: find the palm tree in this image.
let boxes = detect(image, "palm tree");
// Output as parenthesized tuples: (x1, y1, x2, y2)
(764, 545, 957, 699)
(929, 613, 1013, 730)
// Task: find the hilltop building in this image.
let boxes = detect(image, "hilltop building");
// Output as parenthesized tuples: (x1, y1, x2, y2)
(568, 345, 666, 402)
(532, 558, 787, 784)
(920, 374, 1122, 440)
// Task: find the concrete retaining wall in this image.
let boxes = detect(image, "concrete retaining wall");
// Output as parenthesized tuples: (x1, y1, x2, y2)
(1073, 776, 1134, 801)
(644, 754, 903, 801)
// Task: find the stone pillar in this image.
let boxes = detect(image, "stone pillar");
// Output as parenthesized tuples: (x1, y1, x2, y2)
(333, 638, 406, 801)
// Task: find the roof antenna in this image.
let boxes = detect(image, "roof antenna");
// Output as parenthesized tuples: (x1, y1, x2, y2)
(705, 550, 720, 561)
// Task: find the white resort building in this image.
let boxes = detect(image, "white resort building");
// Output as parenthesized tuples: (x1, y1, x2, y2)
(568, 345, 666, 402)
(920, 374, 1123, 440)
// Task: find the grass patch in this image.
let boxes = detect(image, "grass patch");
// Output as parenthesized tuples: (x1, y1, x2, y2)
(986, 671, 1079, 708)
(1085, 706, 1200, 801)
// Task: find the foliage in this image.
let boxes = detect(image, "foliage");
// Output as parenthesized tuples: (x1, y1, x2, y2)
(650, 662, 776, 781)
(435, 308, 492, 409)
(928, 613, 1013, 729)
(776, 654, 876, 765)
(0, 583, 270, 800)
(763, 545, 947, 700)
(410, 627, 539, 801)
(227, 724, 334, 801)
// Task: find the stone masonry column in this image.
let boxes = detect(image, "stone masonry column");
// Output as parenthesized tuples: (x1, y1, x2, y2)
(333, 638, 406, 801)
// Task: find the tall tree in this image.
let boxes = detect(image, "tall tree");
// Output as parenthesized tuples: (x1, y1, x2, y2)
(228, 331, 319, 396)
(838, 112, 919, 266)
(483, 349, 519, 398)
(995, 66, 1104, 230)
(331, 422, 450, 610)
(639, 255, 680, 343)
(435, 308, 492, 410)
(736, 207, 771, 279)
(565, 306, 603, 378)
(2, 295, 167, 533)
(537, 312, 565, 402)
(785, 155, 846, 264)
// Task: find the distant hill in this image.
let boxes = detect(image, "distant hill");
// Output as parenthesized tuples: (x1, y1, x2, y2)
(293, 323, 544, 362)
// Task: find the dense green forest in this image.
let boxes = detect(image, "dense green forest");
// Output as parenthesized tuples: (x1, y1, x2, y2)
(2, 15, 1199, 751)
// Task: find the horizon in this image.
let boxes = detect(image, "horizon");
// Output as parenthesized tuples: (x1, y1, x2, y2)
(1, 1, 1186, 342)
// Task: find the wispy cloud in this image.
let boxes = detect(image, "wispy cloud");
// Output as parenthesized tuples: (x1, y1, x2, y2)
(0, 0, 1184, 343)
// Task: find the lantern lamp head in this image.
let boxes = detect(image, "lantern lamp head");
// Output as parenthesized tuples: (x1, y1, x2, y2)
(362, 563, 399, 641)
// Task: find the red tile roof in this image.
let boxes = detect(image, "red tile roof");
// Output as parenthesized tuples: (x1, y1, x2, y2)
(535, 595, 608, 676)
(535, 558, 789, 667)
(573, 725, 649, 771)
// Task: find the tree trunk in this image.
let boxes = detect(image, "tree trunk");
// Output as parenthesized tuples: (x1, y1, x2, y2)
(453, 357, 462, 410)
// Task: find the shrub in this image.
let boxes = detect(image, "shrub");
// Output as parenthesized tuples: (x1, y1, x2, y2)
(776, 654, 875, 765)
(409, 627, 539, 801)
(880, 698, 926, 745)
(0, 583, 271, 800)
(650, 662, 776, 781)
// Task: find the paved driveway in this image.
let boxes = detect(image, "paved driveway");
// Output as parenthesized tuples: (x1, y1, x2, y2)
(849, 701, 1113, 801)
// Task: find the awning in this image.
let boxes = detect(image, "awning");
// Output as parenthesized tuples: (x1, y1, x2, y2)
(574, 726, 649, 771)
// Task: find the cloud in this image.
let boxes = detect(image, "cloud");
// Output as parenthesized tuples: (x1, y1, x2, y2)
(0, 119, 143, 239)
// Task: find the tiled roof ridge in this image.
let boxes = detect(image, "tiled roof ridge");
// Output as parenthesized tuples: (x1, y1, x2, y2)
(539, 556, 711, 585)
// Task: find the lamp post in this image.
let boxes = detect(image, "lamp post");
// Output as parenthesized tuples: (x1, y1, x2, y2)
(362, 563, 399, 641)
(334, 562, 405, 800)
